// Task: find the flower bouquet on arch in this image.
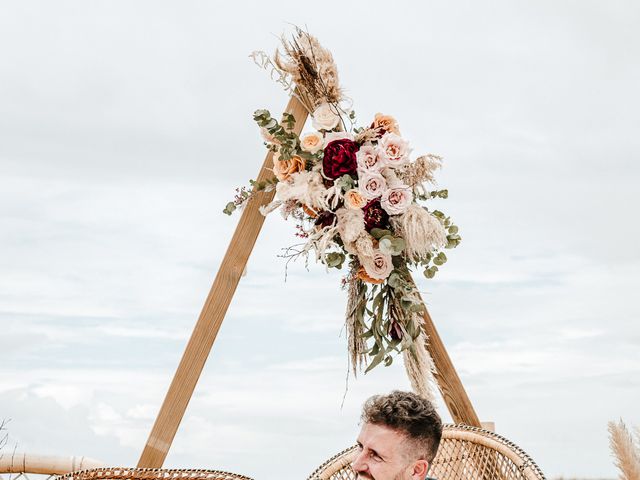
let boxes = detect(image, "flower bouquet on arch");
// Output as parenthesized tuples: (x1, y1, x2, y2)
(225, 28, 461, 401)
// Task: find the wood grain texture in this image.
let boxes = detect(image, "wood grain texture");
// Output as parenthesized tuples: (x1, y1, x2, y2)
(137, 95, 309, 468)
(410, 273, 482, 427)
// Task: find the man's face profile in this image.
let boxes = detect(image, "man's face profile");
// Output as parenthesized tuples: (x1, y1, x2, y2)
(351, 422, 429, 480)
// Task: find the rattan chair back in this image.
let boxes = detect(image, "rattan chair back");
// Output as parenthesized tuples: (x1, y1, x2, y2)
(307, 424, 546, 480)
(56, 468, 254, 480)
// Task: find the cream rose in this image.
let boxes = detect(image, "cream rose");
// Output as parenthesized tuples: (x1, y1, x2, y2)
(356, 145, 387, 173)
(344, 189, 366, 209)
(312, 103, 341, 131)
(300, 131, 324, 154)
(381, 186, 413, 215)
(358, 171, 388, 200)
(379, 132, 411, 168)
(361, 250, 394, 280)
(273, 154, 306, 182)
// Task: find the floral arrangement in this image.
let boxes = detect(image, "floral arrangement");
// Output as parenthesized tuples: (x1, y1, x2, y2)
(225, 29, 460, 400)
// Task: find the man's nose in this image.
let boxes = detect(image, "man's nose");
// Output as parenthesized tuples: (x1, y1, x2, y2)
(351, 450, 367, 472)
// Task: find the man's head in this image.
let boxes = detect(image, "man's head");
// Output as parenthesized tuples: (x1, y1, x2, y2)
(352, 391, 442, 480)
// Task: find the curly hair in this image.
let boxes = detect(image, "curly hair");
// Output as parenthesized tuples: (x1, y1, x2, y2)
(361, 390, 442, 462)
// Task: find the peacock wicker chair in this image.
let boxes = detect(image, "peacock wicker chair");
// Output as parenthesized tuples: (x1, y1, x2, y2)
(56, 468, 254, 480)
(306, 424, 546, 480)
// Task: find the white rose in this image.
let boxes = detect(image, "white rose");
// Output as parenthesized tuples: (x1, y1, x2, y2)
(381, 186, 413, 215)
(379, 132, 411, 168)
(362, 250, 394, 280)
(358, 171, 388, 200)
(356, 145, 387, 173)
(312, 103, 341, 131)
(323, 130, 354, 146)
(300, 131, 324, 153)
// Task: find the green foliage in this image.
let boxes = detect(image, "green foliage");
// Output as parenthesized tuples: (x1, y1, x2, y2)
(334, 174, 355, 192)
(424, 265, 438, 279)
(223, 202, 236, 216)
(253, 109, 300, 160)
(430, 189, 448, 199)
(326, 252, 346, 269)
(433, 252, 447, 266)
(282, 112, 296, 130)
(370, 228, 393, 240)
(249, 177, 278, 192)
(379, 235, 405, 256)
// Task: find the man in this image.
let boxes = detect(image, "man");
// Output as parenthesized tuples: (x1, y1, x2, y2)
(352, 390, 443, 480)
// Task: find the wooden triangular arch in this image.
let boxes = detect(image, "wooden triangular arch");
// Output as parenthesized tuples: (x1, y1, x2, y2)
(136, 95, 480, 469)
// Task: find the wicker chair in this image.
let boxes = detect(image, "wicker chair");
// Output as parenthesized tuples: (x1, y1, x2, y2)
(306, 424, 546, 480)
(56, 468, 254, 480)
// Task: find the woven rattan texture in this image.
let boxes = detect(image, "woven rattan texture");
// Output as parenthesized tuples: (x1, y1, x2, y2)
(307, 424, 546, 480)
(55, 468, 253, 480)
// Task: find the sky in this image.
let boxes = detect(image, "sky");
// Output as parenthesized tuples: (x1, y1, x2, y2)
(1, 1, 639, 479)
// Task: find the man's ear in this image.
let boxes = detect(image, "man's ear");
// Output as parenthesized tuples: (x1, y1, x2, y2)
(410, 460, 429, 479)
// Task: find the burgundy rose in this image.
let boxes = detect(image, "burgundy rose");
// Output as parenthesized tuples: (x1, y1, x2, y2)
(322, 139, 359, 179)
(363, 198, 389, 232)
(315, 210, 336, 229)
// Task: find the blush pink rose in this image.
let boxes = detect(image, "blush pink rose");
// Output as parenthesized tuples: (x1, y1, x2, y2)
(379, 132, 411, 168)
(358, 171, 388, 200)
(381, 186, 413, 215)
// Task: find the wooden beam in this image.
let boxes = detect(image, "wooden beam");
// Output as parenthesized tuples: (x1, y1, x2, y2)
(411, 274, 482, 427)
(137, 95, 309, 468)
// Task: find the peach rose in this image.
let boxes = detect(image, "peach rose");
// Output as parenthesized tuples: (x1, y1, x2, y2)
(373, 113, 400, 135)
(300, 131, 324, 154)
(356, 265, 384, 284)
(344, 189, 366, 209)
(273, 154, 306, 181)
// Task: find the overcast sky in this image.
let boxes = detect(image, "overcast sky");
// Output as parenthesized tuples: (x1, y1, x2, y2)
(1, 1, 639, 479)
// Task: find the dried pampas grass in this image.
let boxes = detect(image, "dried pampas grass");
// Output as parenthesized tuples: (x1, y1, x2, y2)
(396, 154, 442, 188)
(609, 419, 640, 480)
(403, 328, 437, 402)
(345, 274, 367, 375)
(275, 171, 327, 211)
(390, 204, 447, 262)
(275, 27, 343, 110)
(336, 207, 365, 244)
(354, 127, 382, 145)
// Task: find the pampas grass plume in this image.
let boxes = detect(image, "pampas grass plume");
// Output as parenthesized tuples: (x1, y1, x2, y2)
(608, 419, 640, 480)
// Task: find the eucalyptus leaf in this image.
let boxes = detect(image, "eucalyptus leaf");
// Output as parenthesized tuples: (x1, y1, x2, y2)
(387, 272, 402, 289)
(424, 266, 438, 279)
(364, 350, 386, 373)
(370, 228, 393, 240)
(433, 252, 447, 266)
(326, 252, 345, 268)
